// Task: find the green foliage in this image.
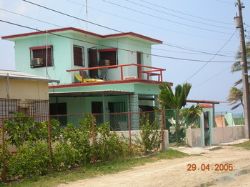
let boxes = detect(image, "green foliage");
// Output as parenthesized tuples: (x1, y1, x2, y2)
(159, 83, 191, 110)
(8, 141, 50, 178)
(95, 123, 129, 161)
(52, 142, 80, 171)
(228, 87, 243, 110)
(4, 113, 61, 147)
(139, 115, 160, 153)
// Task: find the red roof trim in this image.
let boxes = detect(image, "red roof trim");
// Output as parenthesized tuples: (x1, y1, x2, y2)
(98, 48, 117, 52)
(2, 27, 162, 43)
(49, 79, 163, 89)
(30, 45, 53, 50)
(104, 32, 162, 44)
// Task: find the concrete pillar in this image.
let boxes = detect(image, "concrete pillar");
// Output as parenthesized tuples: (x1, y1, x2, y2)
(130, 94, 139, 130)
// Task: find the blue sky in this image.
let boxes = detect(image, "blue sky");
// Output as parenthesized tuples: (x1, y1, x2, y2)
(0, 0, 249, 112)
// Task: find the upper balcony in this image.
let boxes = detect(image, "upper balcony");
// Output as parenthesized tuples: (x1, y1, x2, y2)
(66, 63, 166, 86)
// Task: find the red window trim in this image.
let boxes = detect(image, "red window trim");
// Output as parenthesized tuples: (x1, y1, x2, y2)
(98, 48, 117, 52)
(30, 45, 53, 50)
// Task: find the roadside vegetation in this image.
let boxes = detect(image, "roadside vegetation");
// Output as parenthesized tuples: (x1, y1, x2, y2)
(0, 149, 187, 187)
(0, 112, 187, 186)
(234, 140, 250, 150)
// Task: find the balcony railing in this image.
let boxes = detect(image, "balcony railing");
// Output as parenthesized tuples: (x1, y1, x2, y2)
(67, 63, 165, 83)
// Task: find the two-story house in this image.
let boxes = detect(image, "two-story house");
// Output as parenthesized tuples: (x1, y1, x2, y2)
(2, 27, 169, 130)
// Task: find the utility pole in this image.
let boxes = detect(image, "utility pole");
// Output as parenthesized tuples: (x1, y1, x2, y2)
(235, 0, 250, 139)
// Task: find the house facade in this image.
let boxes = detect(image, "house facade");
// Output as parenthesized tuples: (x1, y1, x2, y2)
(0, 70, 50, 122)
(2, 27, 168, 130)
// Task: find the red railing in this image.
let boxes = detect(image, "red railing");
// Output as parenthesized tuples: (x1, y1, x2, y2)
(67, 63, 165, 82)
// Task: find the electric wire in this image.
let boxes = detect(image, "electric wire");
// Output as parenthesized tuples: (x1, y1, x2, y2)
(0, 19, 236, 64)
(185, 30, 237, 81)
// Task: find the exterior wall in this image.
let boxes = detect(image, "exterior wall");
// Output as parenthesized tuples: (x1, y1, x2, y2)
(115, 130, 169, 150)
(186, 126, 246, 147)
(15, 34, 73, 84)
(14, 34, 153, 85)
(212, 126, 246, 145)
(50, 95, 128, 125)
(0, 79, 48, 100)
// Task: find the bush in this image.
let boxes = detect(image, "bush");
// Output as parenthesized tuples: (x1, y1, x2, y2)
(62, 124, 91, 165)
(52, 141, 80, 171)
(8, 141, 50, 178)
(139, 115, 161, 153)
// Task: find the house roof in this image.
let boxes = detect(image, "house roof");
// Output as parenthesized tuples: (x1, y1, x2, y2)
(186, 99, 220, 105)
(0, 70, 58, 83)
(1, 27, 162, 44)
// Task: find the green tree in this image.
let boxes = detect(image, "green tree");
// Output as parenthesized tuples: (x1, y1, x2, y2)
(228, 87, 243, 110)
(159, 83, 201, 143)
(231, 41, 250, 86)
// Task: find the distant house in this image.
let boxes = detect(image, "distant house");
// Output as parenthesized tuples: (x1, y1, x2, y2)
(2, 27, 170, 129)
(0, 70, 51, 121)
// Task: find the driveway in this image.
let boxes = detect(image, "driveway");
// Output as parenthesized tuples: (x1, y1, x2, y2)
(58, 146, 250, 187)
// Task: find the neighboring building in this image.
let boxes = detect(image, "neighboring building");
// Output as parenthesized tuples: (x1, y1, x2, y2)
(0, 70, 50, 122)
(2, 27, 169, 129)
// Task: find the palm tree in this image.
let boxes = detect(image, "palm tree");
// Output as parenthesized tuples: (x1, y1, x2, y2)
(228, 87, 243, 110)
(231, 41, 250, 86)
(159, 83, 201, 143)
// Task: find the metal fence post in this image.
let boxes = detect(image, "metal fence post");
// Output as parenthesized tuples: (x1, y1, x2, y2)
(128, 112, 132, 151)
(48, 117, 53, 168)
(161, 109, 166, 151)
(1, 118, 7, 182)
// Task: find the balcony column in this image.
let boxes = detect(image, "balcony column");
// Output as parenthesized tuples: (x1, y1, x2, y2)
(129, 94, 140, 130)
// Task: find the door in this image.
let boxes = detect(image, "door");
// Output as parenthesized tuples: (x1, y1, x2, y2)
(204, 111, 210, 146)
(50, 103, 67, 126)
(137, 52, 142, 79)
(91, 101, 103, 125)
(88, 48, 98, 78)
(108, 102, 126, 130)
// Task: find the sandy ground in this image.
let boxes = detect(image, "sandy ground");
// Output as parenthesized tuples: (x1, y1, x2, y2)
(58, 146, 250, 187)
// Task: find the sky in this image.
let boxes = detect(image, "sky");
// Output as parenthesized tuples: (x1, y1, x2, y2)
(0, 0, 249, 113)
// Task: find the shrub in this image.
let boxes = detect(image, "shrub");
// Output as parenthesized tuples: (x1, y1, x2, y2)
(139, 115, 161, 153)
(62, 124, 91, 165)
(8, 141, 50, 178)
(52, 141, 80, 171)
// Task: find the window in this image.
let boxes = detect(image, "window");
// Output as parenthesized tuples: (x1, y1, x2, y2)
(99, 49, 117, 66)
(74, 45, 85, 66)
(30, 46, 53, 68)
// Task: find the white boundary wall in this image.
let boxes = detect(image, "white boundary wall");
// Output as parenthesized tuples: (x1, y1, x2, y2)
(186, 126, 246, 147)
(114, 130, 169, 150)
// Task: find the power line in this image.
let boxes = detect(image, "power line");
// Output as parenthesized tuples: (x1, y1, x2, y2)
(161, 43, 235, 57)
(1, 6, 236, 59)
(0, 19, 236, 64)
(0, 8, 62, 28)
(185, 30, 237, 81)
(65, 0, 232, 42)
(102, 0, 231, 34)
(122, 0, 232, 30)
(139, 0, 232, 26)
(22, 0, 123, 33)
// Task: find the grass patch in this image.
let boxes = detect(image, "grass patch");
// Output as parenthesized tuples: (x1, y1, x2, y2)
(234, 141, 250, 150)
(1, 149, 187, 187)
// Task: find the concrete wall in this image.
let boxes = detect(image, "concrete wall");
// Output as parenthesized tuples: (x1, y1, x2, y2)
(186, 126, 246, 147)
(186, 128, 203, 147)
(212, 126, 245, 145)
(0, 78, 48, 100)
(114, 130, 169, 150)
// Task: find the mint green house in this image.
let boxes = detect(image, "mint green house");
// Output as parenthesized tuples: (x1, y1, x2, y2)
(2, 27, 168, 130)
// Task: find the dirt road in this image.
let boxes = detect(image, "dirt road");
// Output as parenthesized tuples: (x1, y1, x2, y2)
(58, 146, 250, 187)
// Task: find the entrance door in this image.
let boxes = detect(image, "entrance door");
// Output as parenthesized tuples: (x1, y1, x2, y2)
(204, 111, 210, 146)
(50, 103, 67, 126)
(137, 52, 142, 79)
(91, 101, 103, 125)
(88, 48, 98, 78)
